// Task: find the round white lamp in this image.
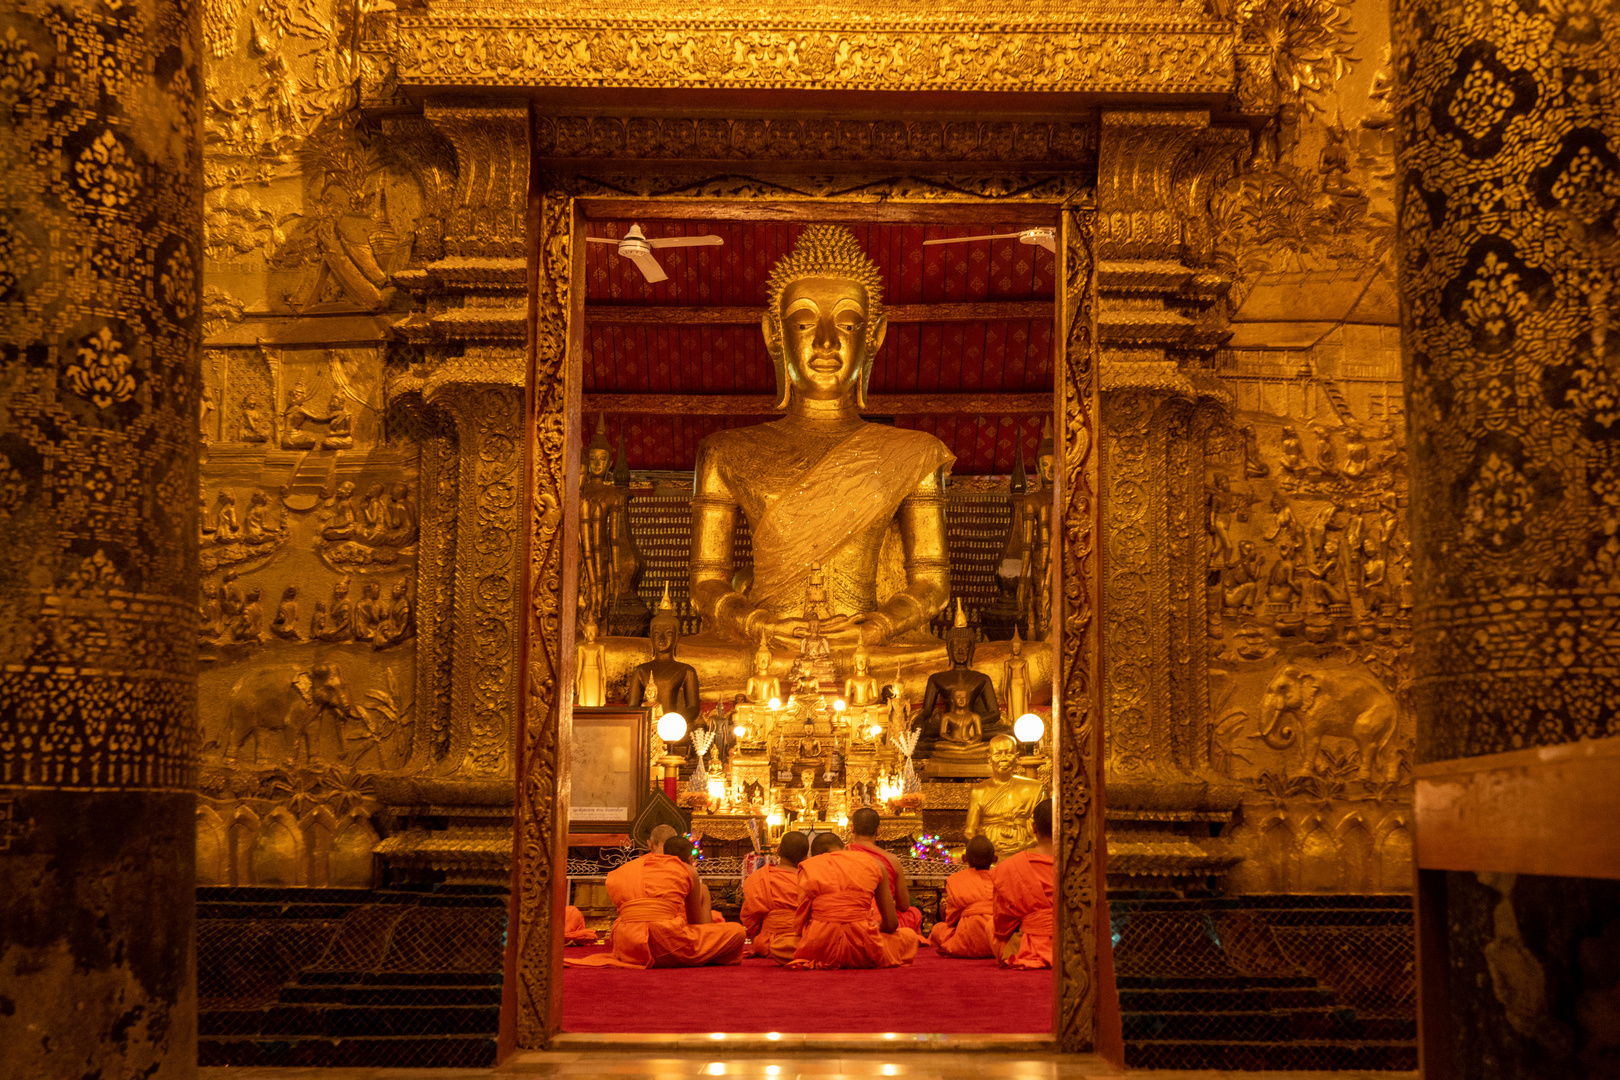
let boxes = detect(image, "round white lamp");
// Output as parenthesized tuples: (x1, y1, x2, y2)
(832, 698, 847, 713)
(733, 723, 748, 738)
(767, 697, 782, 711)
(657, 712, 688, 798)
(1014, 712, 1045, 747)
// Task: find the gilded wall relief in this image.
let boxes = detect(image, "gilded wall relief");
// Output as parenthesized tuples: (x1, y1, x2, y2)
(1203, 0, 1415, 893)
(196, 0, 439, 885)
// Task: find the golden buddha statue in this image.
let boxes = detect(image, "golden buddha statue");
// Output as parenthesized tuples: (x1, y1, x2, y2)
(842, 642, 881, 707)
(965, 733, 1048, 856)
(937, 686, 984, 749)
(575, 618, 607, 707)
(795, 719, 825, 765)
(591, 224, 1053, 705)
(1001, 626, 1030, 722)
(919, 599, 1001, 754)
(744, 633, 782, 704)
(688, 225, 952, 651)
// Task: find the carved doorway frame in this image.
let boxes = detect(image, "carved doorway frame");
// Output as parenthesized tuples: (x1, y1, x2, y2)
(504, 132, 1106, 1054)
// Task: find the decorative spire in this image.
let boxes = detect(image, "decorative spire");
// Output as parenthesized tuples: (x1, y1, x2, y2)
(659, 582, 674, 612)
(612, 427, 631, 487)
(953, 597, 967, 628)
(1039, 416, 1054, 459)
(1010, 435, 1028, 495)
(588, 413, 611, 454)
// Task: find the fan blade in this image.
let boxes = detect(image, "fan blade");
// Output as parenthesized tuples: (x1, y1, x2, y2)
(627, 250, 669, 283)
(647, 235, 725, 249)
(922, 233, 1027, 246)
(585, 236, 621, 244)
(1032, 236, 1058, 254)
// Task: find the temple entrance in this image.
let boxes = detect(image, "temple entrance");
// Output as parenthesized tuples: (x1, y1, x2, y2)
(510, 172, 1105, 1050)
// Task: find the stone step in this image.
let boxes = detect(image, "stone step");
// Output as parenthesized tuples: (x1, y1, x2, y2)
(200, 1002, 499, 1039)
(1126, 1038, 1417, 1072)
(277, 983, 503, 1007)
(1124, 1008, 1417, 1042)
(199, 1035, 497, 1068)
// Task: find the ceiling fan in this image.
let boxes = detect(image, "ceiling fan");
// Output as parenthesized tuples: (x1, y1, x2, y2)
(587, 224, 724, 283)
(923, 227, 1057, 254)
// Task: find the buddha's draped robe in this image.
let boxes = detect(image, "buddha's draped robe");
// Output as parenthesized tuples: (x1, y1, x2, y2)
(740, 862, 802, 958)
(564, 853, 745, 968)
(850, 841, 923, 934)
(992, 850, 1054, 969)
(563, 905, 597, 946)
(927, 867, 995, 958)
(776, 850, 919, 970)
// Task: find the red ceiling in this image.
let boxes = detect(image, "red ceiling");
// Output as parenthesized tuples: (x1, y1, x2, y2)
(583, 220, 1055, 474)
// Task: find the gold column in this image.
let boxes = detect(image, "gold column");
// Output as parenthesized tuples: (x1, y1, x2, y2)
(1394, 0, 1620, 1073)
(0, 0, 201, 1074)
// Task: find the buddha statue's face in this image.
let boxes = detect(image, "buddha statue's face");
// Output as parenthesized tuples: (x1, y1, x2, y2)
(1038, 452, 1054, 486)
(854, 653, 868, 675)
(755, 649, 771, 675)
(948, 632, 974, 666)
(587, 446, 610, 478)
(773, 277, 886, 405)
(1010, 635, 1022, 656)
(951, 687, 970, 709)
(650, 620, 677, 659)
(988, 736, 1019, 780)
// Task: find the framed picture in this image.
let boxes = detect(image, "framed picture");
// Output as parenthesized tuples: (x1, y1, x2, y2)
(568, 705, 652, 835)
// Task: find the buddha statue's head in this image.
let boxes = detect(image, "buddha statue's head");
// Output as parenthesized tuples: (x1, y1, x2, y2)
(650, 584, 679, 659)
(1037, 419, 1055, 487)
(586, 416, 612, 480)
(582, 619, 598, 643)
(988, 733, 1020, 781)
(1010, 626, 1023, 656)
(762, 225, 888, 411)
(945, 597, 975, 666)
(951, 686, 971, 711)
(754, 634, 772, 675)
(853, 642, 870, 675)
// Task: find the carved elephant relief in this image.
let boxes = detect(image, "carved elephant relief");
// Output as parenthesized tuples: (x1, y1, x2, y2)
(1257, 664, 1398, 780)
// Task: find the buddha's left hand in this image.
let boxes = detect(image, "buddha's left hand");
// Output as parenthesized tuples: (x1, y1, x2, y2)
(811, 613, 890, 646)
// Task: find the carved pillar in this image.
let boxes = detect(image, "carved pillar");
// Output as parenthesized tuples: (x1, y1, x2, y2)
(0, 0, 201, 1074)
(1094, 111, 1246, 885)
(1393, 0, 1620, 1073)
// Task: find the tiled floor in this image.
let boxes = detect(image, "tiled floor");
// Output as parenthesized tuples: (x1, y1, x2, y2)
(199, 1058, 1419, 1080)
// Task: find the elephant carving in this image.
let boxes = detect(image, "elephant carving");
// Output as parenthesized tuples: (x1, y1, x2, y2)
(225, 662, 363, 764)
(1257, 665, 1398, 779)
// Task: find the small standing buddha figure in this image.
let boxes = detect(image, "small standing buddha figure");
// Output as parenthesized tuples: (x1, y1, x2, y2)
(575, 619, 607, 707)
(842, 642, 881, 707)
(938, 686, 984, 750)
(744, 633, 781, 704)
(1001, 627, 1031, 723)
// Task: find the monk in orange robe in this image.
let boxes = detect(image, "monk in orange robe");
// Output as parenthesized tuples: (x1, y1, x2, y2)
(563, 904, 598, 945)
(848, 807, 924, 935)
(664, 830, 731, 923)
(741, 830, 807, 957)
(928, 835, 997, 958)
(992, 798, 1055, 970)
(565, 828, 745, 969)
(775, 833, 918, 969)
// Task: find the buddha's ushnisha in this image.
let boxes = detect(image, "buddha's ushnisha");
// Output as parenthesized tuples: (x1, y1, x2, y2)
(689, 225, 954, 652)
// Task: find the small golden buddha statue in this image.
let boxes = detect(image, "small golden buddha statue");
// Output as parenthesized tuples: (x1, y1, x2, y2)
(843, 642, 881, 707)
(965, 733, 1048, 856)
(625, 586, 699, 723)
(1000, 626, 1030, 722)
(744, 633, 782, 704)
(795, 769, 819, 822)
(937, 686, 984, 749)
(795, 720, 824, 765)
(575, 618, 607, 707)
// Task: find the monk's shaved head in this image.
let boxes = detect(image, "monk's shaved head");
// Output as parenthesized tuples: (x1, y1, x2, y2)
(778, 830, 810, 867)
(665, 835, 695, 863)
(648, 824, 678, 852)
(965, 835, 997, 870)
(810, 831, 844, 856)
(850, 807, 881, 839)
(1032, 799, 1053, 839)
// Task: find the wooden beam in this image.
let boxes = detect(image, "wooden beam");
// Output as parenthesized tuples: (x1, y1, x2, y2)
(582, 392, 1053, 415)
(578, 196, 1062, 226)
(1414, 734, 1620, 881)
(583, 301, 1053, 326)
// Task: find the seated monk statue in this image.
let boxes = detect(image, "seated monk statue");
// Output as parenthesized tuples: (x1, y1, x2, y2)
(563, 905, 598, 946)
(846, 806, 921, 934)
(741, 830, 807, 957)
(774, 832, 919, 969)
(992, 798, 1055, 970)
(938, 686, 984, 748)
(966, 734, 1049, 856)
(929, 835, 998, 958)
(564, 824, 744, 968)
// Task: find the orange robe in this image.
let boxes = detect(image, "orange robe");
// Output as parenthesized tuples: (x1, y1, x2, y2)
(850, 842, 924, 934)
(740, 863, 803, 958)
(564, 853, 746, 968)
(777, 850, 919, 969)
(927, 867, 995, 958)
(563, 904, 598, 946)
(992, 850, 1054, 969)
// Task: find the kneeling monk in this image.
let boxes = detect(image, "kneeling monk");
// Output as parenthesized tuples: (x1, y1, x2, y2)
(566, 826, 745, 968)
(991, 799, 1055, 969)
(563, 905, 598, 946)
(848, 807, 923, 935)
(741, 830, 807, 957)
(777, 832, 918, 969)
(928, 835, 997, 958)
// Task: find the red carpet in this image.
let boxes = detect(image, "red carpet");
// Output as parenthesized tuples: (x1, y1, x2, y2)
(562, 944, 1053, 1034)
